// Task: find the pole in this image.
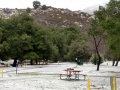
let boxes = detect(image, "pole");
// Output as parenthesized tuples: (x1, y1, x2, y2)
(76, 58, 77, 67)
(16, 60, 18, 74)
(88, 78, 91, 90)
(110, 77, 117, 90)
(2, 69, 4, 78)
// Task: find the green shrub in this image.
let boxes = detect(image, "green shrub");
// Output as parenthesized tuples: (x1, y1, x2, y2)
(90, 53, 104, 65)
(42, 5, 47, 10)
(26, 7, 31, 13)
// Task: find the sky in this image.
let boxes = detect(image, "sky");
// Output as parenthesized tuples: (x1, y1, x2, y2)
(0, 0, 110, 11)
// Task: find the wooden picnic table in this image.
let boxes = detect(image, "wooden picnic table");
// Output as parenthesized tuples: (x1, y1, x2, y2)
(64, 69, 82, 80)
(60, 68, 87, 80)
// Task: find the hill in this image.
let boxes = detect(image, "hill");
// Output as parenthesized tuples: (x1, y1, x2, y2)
(0, 7, 93, 30)
(30, 6, 93, 29)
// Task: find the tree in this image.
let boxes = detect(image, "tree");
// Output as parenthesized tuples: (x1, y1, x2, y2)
(90, 53, 104, 65)
(7, 14, 59, 66)
(108, 37, 120, 66)
(26, 7, 31, 13)
(42, 5, 47, 10)
(88, 15, 106, 70)
(4, 13, 40, 67)
(0, 18, 10, 60)
(105, 0, 120, 66)
(94, 0, 120, 66)
(33, 1, 41, 9)
(50, 27, 67, 62)
(24, 52, 39, 65)
(0, 13, 61, 65)
(63, 27, 88, 61)
(31, 26, 59, 63)
(47, 26, 88, 62)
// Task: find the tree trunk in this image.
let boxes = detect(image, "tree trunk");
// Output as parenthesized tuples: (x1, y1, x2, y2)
(115, 59, 119, 66)
(12, 58, 18, 67)
(96, 51, 101, 71)
(30, 60, 33, 65)
(36, 60, 38, 65)
(112, 59, 115, 66)
(20, 60, 23, 67)
(45, 59, 48, 64)
(92, 35, 102, 71)
(94, 52, 97, 65)
(95, 41, 101, 71)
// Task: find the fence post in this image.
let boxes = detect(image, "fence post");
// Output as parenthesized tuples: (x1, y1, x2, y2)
(110, 77, 117, 90)
(88, 78, 91, 90)
(2, 68, 4, 78)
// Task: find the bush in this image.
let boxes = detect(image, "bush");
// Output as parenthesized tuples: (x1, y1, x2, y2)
(26, 7, 31, 13)
(33, 1, 41, 9)
(42, 5, 47, 10)
(90, 53, 104, 65)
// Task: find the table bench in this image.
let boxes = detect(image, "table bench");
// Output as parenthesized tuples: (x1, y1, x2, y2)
(79, 74, 87, 80)
(60, 74, 72, 79)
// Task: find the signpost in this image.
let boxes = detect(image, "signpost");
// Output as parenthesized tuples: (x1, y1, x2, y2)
(76, 58, 77, 67)
(16, 60, 18, 74)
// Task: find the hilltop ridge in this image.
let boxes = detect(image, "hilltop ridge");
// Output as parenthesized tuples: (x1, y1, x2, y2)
(0, 6, 93, 29)
(30, 6, 93, 29)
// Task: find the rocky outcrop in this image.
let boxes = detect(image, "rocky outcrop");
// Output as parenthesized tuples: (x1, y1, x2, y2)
(30, 6, 93, 29)
(0, 7, 93, 29)
(0, 8, 26, 19)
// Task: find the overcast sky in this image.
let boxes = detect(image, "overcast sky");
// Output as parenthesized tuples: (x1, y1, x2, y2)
(0, 0, 109, 11)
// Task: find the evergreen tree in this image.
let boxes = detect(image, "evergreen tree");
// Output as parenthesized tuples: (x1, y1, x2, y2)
(33, 1, 41, 9)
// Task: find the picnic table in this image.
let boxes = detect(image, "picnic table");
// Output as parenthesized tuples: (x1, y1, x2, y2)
(60, 68, 87, 80)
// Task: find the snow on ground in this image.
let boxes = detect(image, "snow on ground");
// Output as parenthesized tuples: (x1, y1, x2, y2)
(0, 61, 120, 90)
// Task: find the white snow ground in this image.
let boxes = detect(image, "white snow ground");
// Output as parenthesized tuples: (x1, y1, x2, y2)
(0, 61, 120, 90)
